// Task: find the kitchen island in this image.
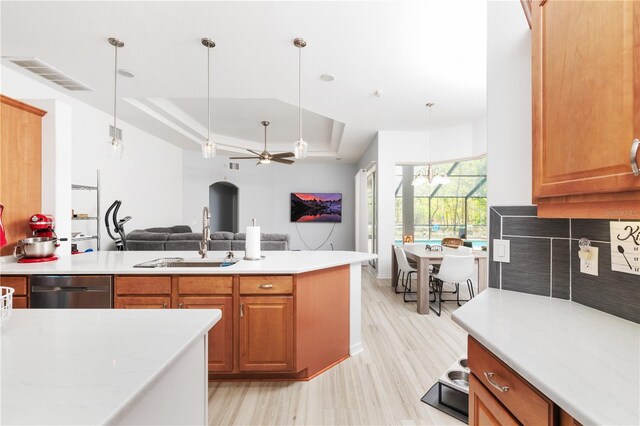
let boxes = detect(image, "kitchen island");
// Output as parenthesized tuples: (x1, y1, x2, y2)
(0, 308, 220, 425)
(0, 250, 375, 380)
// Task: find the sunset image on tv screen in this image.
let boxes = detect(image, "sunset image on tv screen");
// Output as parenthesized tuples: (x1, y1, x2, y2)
(290, 193, 342, 223)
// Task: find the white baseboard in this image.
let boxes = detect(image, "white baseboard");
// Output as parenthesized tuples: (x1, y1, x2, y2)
(350, 342, 364, 356)
(377, 273, 391, 279)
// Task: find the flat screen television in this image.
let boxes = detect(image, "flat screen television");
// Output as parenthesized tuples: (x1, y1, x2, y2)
(290, 193, 342, 223)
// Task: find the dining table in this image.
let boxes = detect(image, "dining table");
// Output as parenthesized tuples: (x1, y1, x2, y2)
(391, 244, 489, 315)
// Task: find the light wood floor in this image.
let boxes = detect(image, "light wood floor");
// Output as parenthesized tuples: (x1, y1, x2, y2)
(208, 266, 469, 425)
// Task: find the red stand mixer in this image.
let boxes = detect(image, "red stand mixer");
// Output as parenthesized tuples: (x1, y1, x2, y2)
(14, 214, 64, 263)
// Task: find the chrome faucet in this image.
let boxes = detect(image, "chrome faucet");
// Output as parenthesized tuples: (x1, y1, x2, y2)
(199, 206, 210, 259)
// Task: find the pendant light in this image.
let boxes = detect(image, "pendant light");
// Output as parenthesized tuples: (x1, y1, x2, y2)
(412, 103, 450, 186)
(108, 38, 124, 159)
(293, 38, 308, 159)
(201, 38, 216, 158)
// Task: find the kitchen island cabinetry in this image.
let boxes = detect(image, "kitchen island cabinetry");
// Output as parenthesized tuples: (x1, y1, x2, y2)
(531, 0, 640, 218)
(239, 296, 294, 372)
(1, 250, 374, 382)
(177, 275, 234, 373)
(0, 276, 28, 308)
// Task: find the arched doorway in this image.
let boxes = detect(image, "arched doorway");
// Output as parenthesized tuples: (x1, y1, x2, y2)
(209, 182, 239, 233)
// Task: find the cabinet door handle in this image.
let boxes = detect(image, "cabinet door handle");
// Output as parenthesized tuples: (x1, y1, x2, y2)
(178, 303, 183, 309)
(162, 303, 167, 309)
(259, 284, 273, 289)
(240, 303, 244, 318)
(631, 139, 640, 176)
(484, 372, 509, 392)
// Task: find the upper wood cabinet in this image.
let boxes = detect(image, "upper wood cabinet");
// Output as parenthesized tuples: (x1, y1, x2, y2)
(531, 1, 640, 218)
(0, 96, 46, 255)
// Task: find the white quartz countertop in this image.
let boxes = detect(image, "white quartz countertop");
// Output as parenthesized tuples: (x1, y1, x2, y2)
(0, 250, 376, 275)
(452, 289, 640, 426)
(1, 308, 220, 425)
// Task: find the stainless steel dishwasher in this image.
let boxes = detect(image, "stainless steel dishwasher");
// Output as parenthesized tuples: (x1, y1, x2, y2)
(30, 275, 113, 308)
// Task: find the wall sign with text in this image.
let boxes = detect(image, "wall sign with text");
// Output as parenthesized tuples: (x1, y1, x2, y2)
(610, 222, 640, 276)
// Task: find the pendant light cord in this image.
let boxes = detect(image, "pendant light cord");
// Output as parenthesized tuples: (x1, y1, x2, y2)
(113, 43, 118, 133)
(207, 44, 211, 142)
(427, 104, 432, 164)
(298, 46, 302, 141)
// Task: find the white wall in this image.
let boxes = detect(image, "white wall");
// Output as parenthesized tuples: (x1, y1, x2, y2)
(1, 66, 183, 250)
(182, 152, 357, 251)
(486, 1, 532, 206)
(374, 122, 486, 278)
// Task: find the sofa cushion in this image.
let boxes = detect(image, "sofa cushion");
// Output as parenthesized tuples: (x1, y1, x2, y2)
(262, 233, 289, 242)
(231, 240, 245, 251)
(144, 227, 173, 233)
(211, 232, 235, 240)
(262, 241, 288, 251)
(209, 240, 232, 251)
(127, 231, 170, 241)
(127, 240, 166, 251)
(167, 232, 203, 241)
(170, 225, 192, 233)
(165, 240, 200, 251)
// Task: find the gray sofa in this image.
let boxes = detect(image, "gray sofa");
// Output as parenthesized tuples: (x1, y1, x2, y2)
(126, 226, 290, 251)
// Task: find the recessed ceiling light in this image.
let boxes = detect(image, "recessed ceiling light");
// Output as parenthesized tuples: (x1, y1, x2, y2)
(320, 74, 335, 82)
(117, 69, 135, 78)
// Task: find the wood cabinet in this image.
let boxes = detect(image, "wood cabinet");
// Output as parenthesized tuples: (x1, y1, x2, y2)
(469, 374, 518, 426)
(0, 276, 29, 308)
(239, 296, 294, 372)
(115, 296, 170, 309)
(179, 297, 233, 372)
(531, 1, 640, 218)
(0, 96, 46, 256)
(177, 276, 233, 372)
(468, 336, 581, 426)
(112, 267, 349, 380)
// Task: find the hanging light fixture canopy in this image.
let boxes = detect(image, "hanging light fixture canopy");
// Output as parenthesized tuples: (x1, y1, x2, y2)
(412, 102, 450, 186)
(108, 37, 124, 159)
(293, 37, 308, 159)
(201, 37, 216, 159)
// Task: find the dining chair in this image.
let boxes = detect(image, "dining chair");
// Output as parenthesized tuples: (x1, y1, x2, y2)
(393, 246, 417, 303)
(429, 254, 474, 316)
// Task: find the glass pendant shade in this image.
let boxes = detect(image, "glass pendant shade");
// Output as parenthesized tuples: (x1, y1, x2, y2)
(294, 139, 308, 159)
(111, 137, 124, 159)
(412, 171, 425, 186)
(259, 157, 271, 165)
(202, 140, 215, 159)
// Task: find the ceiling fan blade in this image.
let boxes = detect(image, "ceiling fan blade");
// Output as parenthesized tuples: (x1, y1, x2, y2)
(271, 152, 296, 158)
(271, 157, 295, 165)
(247, 149, 262, 156)
(229, 156, 259, 160)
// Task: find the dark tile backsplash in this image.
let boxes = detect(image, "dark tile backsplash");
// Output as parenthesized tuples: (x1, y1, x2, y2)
(489, 206, 640, 324)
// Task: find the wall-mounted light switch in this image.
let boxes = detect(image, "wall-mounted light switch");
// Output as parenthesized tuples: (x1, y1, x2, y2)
(493, 239, 510, 263)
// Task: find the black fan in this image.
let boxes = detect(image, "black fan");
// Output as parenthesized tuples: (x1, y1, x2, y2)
(230, 121, 295, 165)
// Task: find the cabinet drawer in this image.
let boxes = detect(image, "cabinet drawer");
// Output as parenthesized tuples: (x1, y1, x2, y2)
(178, 276, 232, 295)
(13, 296, 28, 309)
(0, 276, 27, 296)
(468, 337, 553, 425)
(239, 276, 293, 295)
(469, 374, 518, 426)
(115, 296, 171, 309)
(115, 276, 171, 295)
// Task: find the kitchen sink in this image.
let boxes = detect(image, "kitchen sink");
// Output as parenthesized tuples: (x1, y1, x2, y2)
(134, 257, 239, 268)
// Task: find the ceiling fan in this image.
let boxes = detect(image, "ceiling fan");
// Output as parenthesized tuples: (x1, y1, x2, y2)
(230, 121, 296, 165)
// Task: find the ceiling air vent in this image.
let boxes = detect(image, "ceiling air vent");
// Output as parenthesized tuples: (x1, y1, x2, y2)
(8, 57, 93, 91)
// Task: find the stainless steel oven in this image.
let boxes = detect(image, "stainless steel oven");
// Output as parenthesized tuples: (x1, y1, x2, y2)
(30, 275, 113, 308)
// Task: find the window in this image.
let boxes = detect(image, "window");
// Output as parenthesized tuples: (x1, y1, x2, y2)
(395, 157, 487, 246)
